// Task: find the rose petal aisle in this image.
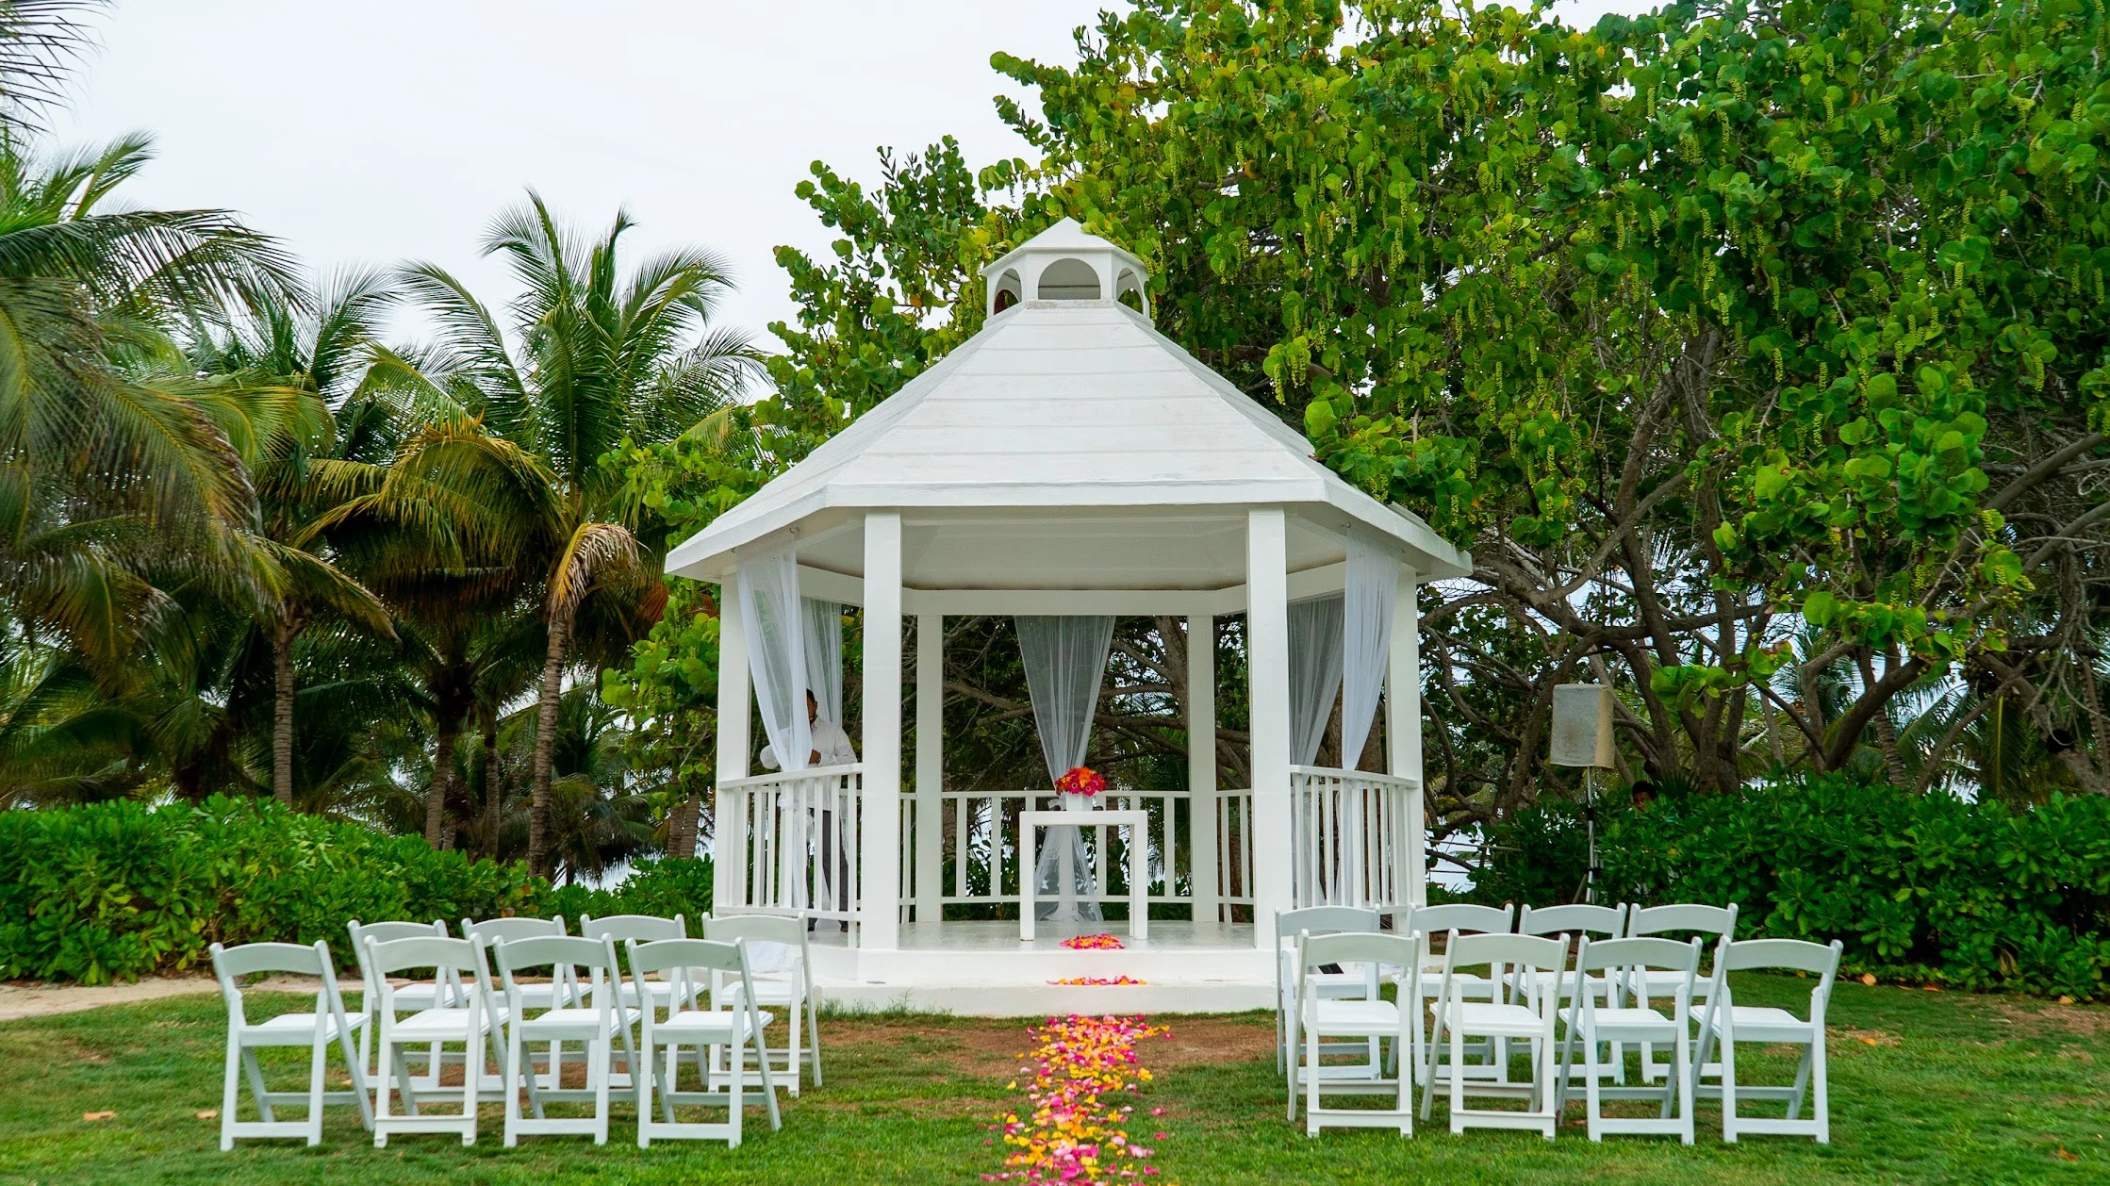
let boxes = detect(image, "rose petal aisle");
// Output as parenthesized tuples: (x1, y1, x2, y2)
(985, 1014, 1172, 1183)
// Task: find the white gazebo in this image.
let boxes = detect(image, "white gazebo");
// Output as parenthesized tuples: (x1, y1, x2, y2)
(666, 220, 1470, 1013)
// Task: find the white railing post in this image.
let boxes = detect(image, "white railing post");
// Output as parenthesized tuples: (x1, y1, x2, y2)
(915, 612, 944, 928)
(1186, 613, 1218, 925)
(714, 577, 750, 913)
(860, 513, 904, 951)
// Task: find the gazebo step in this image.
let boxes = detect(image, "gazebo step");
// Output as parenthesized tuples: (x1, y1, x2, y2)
(813, 978, 1272, 1017)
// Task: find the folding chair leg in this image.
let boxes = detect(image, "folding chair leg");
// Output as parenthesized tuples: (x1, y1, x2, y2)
(592, 1036, 611, 1146)
(728, 1044, 744, 1149)
(1676, 1025, 1694, 1145)
(306, 1031, 329, 1146)
(1718, 1029, 1739, 1143)
(1786, 1043, 1814, 1121)
(1303, 1016, 1321, 1137)
(220, 1034, 241, 1151)
(1813, 1037, 1829, 1144)
(241, 1050, 275, 1123)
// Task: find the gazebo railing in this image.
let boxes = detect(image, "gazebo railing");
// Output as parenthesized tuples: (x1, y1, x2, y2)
(906, 789, 1256, 916)
(1289, 765, 1420, 911)
(718, 764, 864, 923)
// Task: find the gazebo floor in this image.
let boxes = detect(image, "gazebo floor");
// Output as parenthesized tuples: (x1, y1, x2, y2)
(802, 919, 1274, 1016)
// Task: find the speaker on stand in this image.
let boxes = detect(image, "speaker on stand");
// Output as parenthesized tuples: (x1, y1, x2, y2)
(1549, 684, 1616, 904)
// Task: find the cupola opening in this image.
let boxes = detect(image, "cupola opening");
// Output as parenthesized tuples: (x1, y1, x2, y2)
(1035, 257, 1101, 301)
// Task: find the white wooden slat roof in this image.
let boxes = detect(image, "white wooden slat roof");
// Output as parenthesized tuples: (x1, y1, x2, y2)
(666, 298, 1471, 586)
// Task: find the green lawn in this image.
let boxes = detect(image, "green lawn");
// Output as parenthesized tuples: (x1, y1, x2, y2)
(0, 975, 2104, 1184)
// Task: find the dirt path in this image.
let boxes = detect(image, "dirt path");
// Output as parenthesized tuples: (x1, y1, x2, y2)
(0, 975, 322, 1022)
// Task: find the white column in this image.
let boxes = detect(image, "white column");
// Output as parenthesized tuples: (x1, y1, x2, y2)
(1246, 509, 1294, 947)
(914, 612, 944, 927)
(1185, 613, 1219, 926)
(714, 577, 750, 914)
(860, 513, 904, 951)
(1385, 572, 1427, 910)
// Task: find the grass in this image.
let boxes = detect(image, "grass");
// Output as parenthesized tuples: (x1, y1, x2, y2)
(0, 974, 2105, 1184)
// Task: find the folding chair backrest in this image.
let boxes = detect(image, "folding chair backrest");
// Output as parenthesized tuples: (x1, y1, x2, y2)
(1518, 902, 1626, 938)
(365, 934, 486, 978)
(1445, 931, 1568, 974)
(491, 934, 616, 978)
(1277, 905, 1381, 939)
(461, 916, 567, 945)
(1722, 937, 1843, 978)
(347, 919, 447, 990)
(213, 939, 330, 981)
(628, 936, 743, 978)
(1297, 930, 1416, 973)
(706, 913, 805, 948)
(1404, 902, 1513, 938)
(1574, 935, 1701, 976)
(1625, 902, 1737, 940)
(579, 913, 686, 943)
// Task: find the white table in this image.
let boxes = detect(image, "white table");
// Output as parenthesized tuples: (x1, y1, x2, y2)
(1019, 808, 1150, 942)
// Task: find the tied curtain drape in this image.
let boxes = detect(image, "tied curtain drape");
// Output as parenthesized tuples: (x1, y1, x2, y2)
(1287, 536, 1401, 770)
(738, 548, 809, 773)
(1016, 615, 1116, 922)
(738, 551, 849, 935)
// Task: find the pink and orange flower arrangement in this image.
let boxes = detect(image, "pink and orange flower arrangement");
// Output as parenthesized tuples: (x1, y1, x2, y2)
(985, 1014, 1171, 1183)
(1061, 933, 1125, 951)
(1056, 766, 1108, 797)
(1049, 976, 1147, 986)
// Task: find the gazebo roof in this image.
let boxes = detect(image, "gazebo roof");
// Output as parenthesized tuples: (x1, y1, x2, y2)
(667, 233, 1470, 588)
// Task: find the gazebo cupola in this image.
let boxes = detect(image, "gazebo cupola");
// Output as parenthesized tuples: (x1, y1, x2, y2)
(983, 217, 1150, 316)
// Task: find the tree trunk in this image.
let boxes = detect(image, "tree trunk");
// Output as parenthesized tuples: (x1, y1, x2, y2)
(428, 712, 461, 850)
(528, 614, 569, 878)
(481, 703, 502, 859)
(670, 791, 701, 861)
(272, 618, 299, 809)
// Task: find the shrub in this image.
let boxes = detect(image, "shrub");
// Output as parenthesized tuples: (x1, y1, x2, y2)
(0, 796, 711, 984)
(1474, 773, 2110, 999)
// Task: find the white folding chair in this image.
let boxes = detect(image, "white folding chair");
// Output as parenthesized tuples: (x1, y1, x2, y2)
(463, 916, 577, 1088)
(1515, 903, 1629, 1079)
(627, 937, 782, 1148)
(490, 934, 641, 1146)
(1517, 903, 1628, 999)
(1285, 930, 1418, 1138)
(579, 913, 689, 1009)
(364, 934, 500, 1147)
(1272, 906, 1382, 1079)
(705, 914, 823, 1096)
(208, 941, 373, 1149)
(1692, 938, 1844, 1143)
(347, 919, 454, 1085)
(1420, 931, 1568, 1139)
(1623, 902, 1739, 1083)
(1401, 903, 1513, 1087)
(1555, 936, 1702, 1143)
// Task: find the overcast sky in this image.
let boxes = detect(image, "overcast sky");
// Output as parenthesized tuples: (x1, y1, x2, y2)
(50, 1, 1632, 351)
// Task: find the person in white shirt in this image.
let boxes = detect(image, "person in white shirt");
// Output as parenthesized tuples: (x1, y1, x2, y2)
(759, 690, 859, 770)
(758, 690, 859, 926)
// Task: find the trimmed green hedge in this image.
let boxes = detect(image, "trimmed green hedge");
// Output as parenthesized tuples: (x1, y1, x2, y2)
(1477, 774, 2110, 1000)
(0, 796, 712, 984)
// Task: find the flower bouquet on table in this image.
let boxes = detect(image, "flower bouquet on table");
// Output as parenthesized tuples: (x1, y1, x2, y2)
(1055, 765, 1106, 811)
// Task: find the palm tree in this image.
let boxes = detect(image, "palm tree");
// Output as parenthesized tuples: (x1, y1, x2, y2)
(400, 193, 760, 875)
(184, 271, 403, 805)
(0, 127, 299, 675)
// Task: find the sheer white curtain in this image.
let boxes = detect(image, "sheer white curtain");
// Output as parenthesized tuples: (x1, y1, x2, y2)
(1340, 538, 1400, 770)
(738, 548, 810, 773)
(803, 599, 843, 723)
(1288, 594, 1345, 765)
(1017, 615, 1115, 922)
